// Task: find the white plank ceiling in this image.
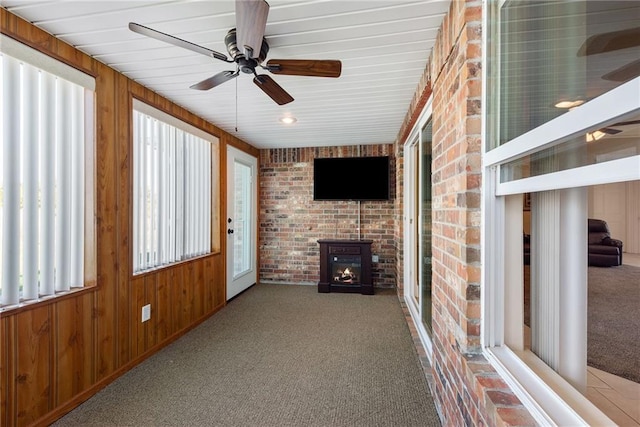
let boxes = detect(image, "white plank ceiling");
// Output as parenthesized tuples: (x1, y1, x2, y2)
(3, 0, 451, 149)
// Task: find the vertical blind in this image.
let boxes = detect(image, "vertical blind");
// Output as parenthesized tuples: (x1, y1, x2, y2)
(1, 52, 88, 306)
(132, 107, 212, 273)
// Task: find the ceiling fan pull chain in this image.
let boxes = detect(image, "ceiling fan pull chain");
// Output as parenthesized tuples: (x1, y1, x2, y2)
(235, 74, 238, 133)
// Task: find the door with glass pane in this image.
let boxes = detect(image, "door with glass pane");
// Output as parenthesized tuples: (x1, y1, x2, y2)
(226, 146, 257, 300)
(404, 117, 434, 339)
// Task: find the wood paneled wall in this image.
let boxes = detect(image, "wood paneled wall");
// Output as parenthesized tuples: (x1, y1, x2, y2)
(0, 9, 259, 426)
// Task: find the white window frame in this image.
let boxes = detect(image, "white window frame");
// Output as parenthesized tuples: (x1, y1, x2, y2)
(403, 99, 435, 361)
(132, 99, 217, 274)
(1, 35, 96, 309)
(480, 1, 640, 424)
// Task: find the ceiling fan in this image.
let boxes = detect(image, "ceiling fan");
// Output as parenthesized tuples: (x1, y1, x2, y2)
(577, 26, 640, 82)
(585, 119, 640, 142)
(129, 0, 342, 106)
(596, 119, 640, 136)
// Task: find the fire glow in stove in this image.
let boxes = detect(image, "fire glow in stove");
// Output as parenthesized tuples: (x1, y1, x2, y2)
(318, 239, 373, 294)
(331, 255, 360, 284)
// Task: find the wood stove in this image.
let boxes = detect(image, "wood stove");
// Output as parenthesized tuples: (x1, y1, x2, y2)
(318, 239, 373, 294)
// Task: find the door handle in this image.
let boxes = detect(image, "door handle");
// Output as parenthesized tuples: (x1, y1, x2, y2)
(227, 228, 234, 234)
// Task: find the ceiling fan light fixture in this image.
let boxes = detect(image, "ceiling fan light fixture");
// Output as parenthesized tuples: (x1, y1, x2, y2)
(279, 116, 297, 125)
(554, 99, 586, 109)
(586, 130, 606, 142)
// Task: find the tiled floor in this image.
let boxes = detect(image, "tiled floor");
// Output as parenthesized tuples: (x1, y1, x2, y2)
(586, 253, 640, 426)
(588, 367, 640, 426)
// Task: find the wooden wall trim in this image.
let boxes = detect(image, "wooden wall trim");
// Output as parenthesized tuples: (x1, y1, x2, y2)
(0, 287, 96, 317)
(1, 9, 97, 78)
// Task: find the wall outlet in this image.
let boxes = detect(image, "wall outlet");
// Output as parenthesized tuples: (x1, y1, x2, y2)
(372, 255, 379, 263)
(141, 304, 151, 322)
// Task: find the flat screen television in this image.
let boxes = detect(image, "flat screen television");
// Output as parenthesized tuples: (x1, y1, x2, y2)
(313, 156, 391, 201)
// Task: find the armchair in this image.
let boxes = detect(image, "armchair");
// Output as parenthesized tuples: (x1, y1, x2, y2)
(588, 218, 623, 267)
(523, 220, 623, 267)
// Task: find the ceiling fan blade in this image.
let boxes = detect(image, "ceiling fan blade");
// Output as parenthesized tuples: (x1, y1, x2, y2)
(611, 119, 640, 126)
(129, 22, 230, 62)
(190, 70, 239, 91)
(236, 0, 269, 59)
(577, 26, 640, 56)
(599, 127, 622, 135)
(253, 74, 294, 105)
(266, 59, 342, 78)
(602, 59, 640, 82)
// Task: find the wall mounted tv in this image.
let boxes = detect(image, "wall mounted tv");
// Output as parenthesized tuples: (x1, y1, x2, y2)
(313, 156, 391, 201)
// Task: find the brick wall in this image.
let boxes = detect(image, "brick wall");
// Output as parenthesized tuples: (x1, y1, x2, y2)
(259, 145, 397, 288)
(394, 1, 537, 426)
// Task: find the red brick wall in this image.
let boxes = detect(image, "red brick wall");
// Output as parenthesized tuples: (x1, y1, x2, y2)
(426, 4, 485, 422)
(259, 145, 397, 288)
(394, 1, 537, 426)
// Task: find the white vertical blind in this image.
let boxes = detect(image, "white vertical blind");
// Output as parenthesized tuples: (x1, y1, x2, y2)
(22, 64, 39, 300)
(70, 84, 84, 289)
(183, 131, 192, 257)
(1, 50, 90, 306)
(1, 55, 21, 305)
(176, 132, 184, 261)
(132, 104, 214, 274)
(40, 72, 56, 296)
(530, 190, 561, 370)
(168, 128, 176, 263)
(201, 141, 210, 254)
(55, 79, 71, 293)
(558, 187, 588, 393)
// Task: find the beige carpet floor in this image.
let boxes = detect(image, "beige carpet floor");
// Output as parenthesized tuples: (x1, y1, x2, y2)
(587, 264, 640, 383)
(53, 284, 441, 426)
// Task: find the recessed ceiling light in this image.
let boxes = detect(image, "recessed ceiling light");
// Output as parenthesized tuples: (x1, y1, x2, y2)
(279, 116, 297, 124)
(554, 99, 586, 109)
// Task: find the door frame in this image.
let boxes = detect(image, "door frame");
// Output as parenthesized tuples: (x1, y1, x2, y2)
(403, 98, 434, 359)
(226, 145, 258, 300)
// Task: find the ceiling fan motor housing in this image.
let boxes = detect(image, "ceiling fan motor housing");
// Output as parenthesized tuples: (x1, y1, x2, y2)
(225, 28, 269, 74)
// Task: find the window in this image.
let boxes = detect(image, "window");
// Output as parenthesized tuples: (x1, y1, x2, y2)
(132, 100, 217, 274)
(483, 1, 639, 424)
(0, 35, 96, 307)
